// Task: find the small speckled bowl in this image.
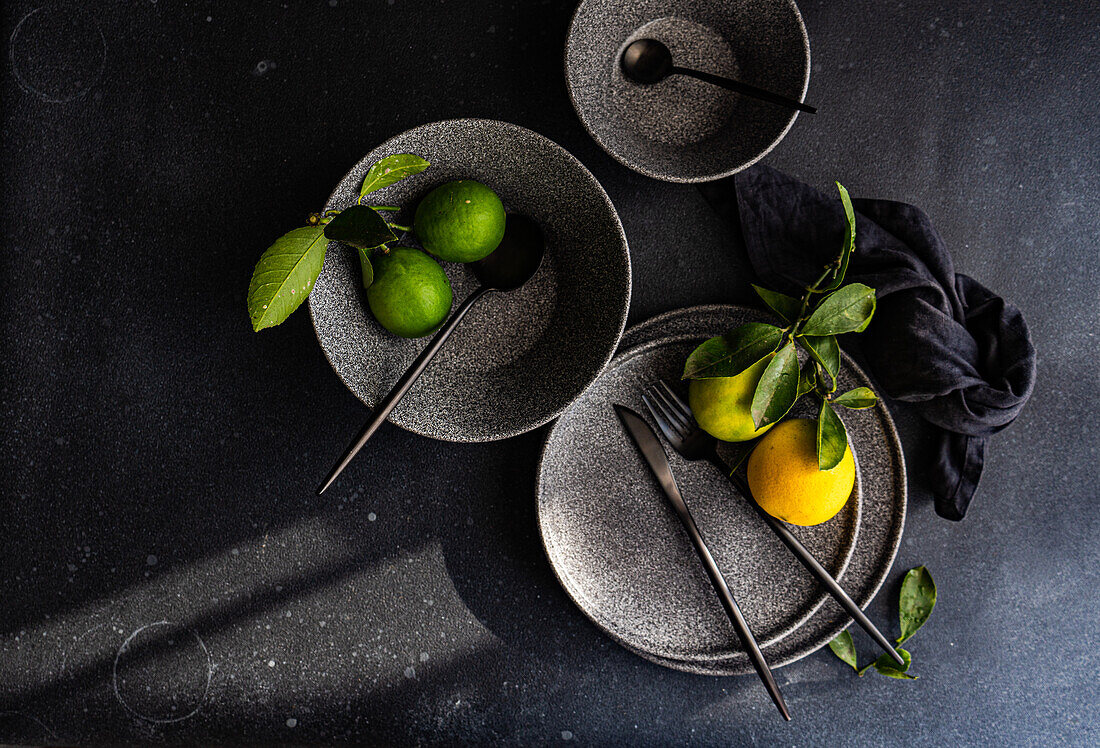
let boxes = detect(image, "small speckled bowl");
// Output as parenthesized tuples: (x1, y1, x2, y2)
(566, 0, 810, 182)
(309, 119, 630, 442)
(538, 305, 906, 675)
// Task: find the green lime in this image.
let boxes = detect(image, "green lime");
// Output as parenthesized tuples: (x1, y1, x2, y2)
(688, 355, 777, 442)
(366, 248, 453, 338)
(413, 180, 506, 263)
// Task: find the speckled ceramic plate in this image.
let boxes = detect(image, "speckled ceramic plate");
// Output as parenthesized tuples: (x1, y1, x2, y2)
(309, 119, 631, 442)
(537, 305, 906, 675)
(565, 0, 810, 182)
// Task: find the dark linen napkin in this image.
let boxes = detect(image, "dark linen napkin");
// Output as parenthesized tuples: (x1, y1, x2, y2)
(700, 165, 1036, 520)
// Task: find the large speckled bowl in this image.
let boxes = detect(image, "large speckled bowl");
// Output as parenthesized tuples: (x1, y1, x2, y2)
(537, 305, 906, 675)
(310, 120, 630, 442)
(566, 0, 810, 182)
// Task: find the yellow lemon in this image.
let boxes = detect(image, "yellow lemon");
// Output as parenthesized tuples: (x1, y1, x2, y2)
(747, 418, 855, 526)
(688, 356, 775, 442)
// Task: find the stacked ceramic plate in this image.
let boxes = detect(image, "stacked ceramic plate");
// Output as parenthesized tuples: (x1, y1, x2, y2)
(537, 305, 906, 674)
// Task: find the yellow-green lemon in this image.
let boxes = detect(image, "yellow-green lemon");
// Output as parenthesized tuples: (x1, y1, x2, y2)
(688, 356, 776, 442)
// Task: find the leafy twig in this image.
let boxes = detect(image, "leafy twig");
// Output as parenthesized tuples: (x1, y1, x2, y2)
(682, 182, 877, 468)
(246, 153, 429, 330)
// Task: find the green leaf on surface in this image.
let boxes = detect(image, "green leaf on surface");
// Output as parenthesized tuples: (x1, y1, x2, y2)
(828, 630, 858, 670)
(324, 204, 398, 250)
(873, 647, 917, 679)
(357, 249, 374, 290)
(752, 284, 801, 324)
(800, 283, 877, 336)
(247, 225, 329, 332)
(682, 323, 784, 379)
(799, 334, 840, 385)
(898, 566, 937, 644)
(797, 361, 817, 397)
(751, 341, 799, 429)
(816, 399, 849, 471)
(359, 153, 429, 198)
(834, 387, 878, 409)
(820, 182, 857, 293)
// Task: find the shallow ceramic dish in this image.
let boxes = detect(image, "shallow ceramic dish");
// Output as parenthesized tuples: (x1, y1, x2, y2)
(309, 119, 631, 442)
(537, 305, 906, 675)
(565, 0, 810, 182)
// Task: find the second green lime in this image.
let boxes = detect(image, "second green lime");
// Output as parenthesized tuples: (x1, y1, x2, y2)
(413, 180, 506, 263)
(367, 248, 453, 338)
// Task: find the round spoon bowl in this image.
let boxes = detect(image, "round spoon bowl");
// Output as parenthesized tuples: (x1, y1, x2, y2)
(566, 0, 811, 182)
(309, 119, 631, 443)
(472, 214, 545, 291)
(620, 38, 674, 85)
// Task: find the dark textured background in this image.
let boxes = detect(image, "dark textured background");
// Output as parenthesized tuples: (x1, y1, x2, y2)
(1, 0, 1097, 745)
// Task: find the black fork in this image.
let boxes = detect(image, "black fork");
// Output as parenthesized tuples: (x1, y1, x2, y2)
(642, 380, 905, 667)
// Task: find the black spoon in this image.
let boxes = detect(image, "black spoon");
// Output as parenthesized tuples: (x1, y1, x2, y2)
(316, 214, 545, 495)
(620, 38, 816, 115)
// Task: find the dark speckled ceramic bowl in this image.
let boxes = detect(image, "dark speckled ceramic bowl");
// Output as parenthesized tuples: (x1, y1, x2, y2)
(566, 0, 810, 182)
(537, 305, 906, 675)
(309, 119, 630, 442)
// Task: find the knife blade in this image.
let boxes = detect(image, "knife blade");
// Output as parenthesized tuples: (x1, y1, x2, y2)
(613, 403, 790, 721)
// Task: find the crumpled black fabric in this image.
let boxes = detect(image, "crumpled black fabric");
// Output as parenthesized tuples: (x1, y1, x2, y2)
(699, 164, 1036, 520)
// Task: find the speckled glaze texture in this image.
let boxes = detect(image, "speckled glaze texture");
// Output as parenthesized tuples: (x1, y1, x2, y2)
(309, 119, 631, 442)
(537, 305, 906, 675)
(565, 0, 810, 182)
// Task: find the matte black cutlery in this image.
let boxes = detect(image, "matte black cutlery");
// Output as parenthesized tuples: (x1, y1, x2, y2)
(620, 38, 817, 115)
(641, 380, 905, 668)
(316, 215, 545, 495)
(614, 404, 790, 721)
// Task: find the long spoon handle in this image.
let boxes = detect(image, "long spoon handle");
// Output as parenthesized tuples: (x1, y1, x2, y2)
(316, 286, 491, 495)
(671, 66, 817, 114)
(721, 463, 905, 667)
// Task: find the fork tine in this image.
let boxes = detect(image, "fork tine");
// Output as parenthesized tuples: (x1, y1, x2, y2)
(641, 391, 683, 443)
(642, 389, 682, 442)
(651, 381, 692, 433)
(658, 380, 693, 420)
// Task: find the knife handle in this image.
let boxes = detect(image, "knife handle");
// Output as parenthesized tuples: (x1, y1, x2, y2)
(722, 465, 905, 668)
(670, 502, 790, 721)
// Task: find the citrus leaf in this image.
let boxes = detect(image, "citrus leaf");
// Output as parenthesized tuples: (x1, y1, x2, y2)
(750, 341, 799, 428)
(752, 284, 801, 324)
(799, 334, 840, 385)
(800, 283, 877, 336)
(324, 204, 398, 250)
(820, 182, 857, 293)
(873, 647, 917, 679)
(797, 361, 817, 397)
(357, 248, 374, 290)
(828, 630, 858, 670)
(816, 399, 848, 470)
(898, 566, 937, 644)
(834, 387, 878, 409)
(682, 323, 784, 379)
(247, 225, 328, 331)
(359, 153, 429, 198)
